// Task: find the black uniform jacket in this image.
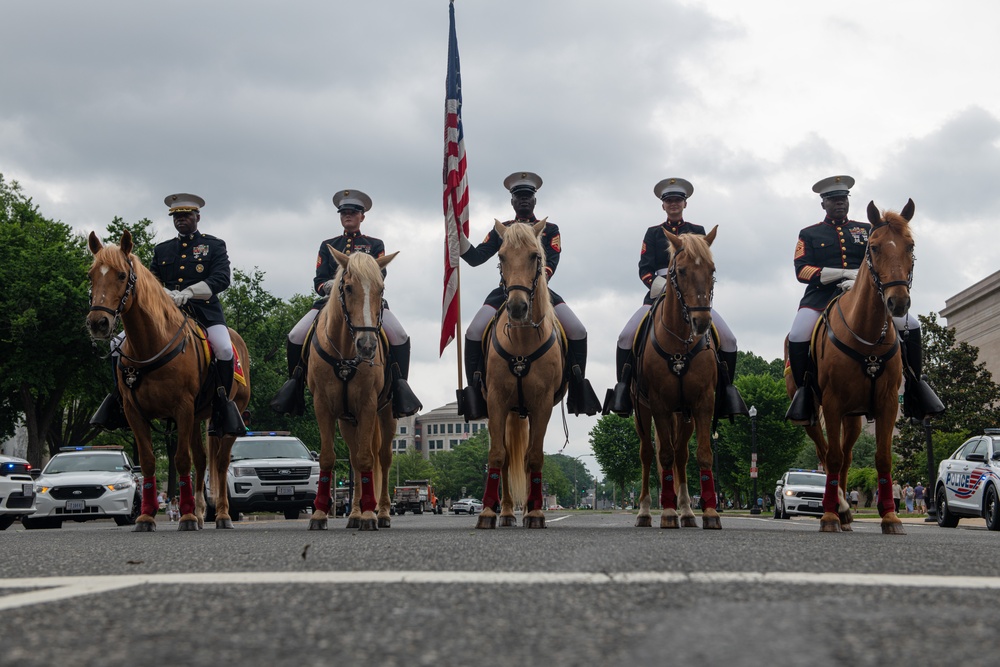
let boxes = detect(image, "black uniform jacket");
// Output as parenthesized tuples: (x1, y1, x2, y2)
(151, 231, 230, 327)
(313, 232, 386, 296)
(794, 216, 871, 310)
(638, 220, 706, 306)
(461, 217, 564, 308)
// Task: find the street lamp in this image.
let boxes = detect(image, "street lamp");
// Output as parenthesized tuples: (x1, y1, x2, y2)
(749, 405, 760, 514)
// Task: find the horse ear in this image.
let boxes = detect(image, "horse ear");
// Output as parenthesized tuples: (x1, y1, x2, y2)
(120, 229, 134, 256)
(662, 228, 681, 251)
(493, 219, 506, 238)
(704, 225, 719, 247)
(328, 244, 350, 269)
(88, 231, 103, 255)
(900, 198, 915, 222)
(867, 200, 881, 226)
(533, 218, 548, 238)
(377, 251, 399, 270)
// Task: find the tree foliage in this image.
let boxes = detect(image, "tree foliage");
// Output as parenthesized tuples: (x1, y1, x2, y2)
(589, 415, 641, 503)
(429, 431, 489, 500)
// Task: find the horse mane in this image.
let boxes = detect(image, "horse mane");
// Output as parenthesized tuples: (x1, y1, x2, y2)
(671, 231, 714, 265)
(335, 251, 386, 289)
(501, 222, 553, 319)
(93, 244, 184, 340)
(877, 211, 914, 244)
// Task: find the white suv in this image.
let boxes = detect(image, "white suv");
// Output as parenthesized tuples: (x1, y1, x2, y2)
(774, 470, 827, 519)
(205, 432, 320, 521)
(0, 454, 36, 530)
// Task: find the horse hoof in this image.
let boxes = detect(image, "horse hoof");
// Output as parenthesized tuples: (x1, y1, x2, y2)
(346, 517, 360, 529)
(476, 515, 497, 529)
(359, 518, 378, 531)
(377, 517, 391, 528)
(635, 515, 652, 528)
(680, 516, 698, 528)
(660, 515, 680, 529)
(702, 516, 722, 530)
(839, 511, 854, 526)
(215, 518, 234, 529)
(522, 516, 546, 529)
(881, 521, 906, 535)
(498, 515, 516, 528)
(309, 519, 328, 531)
(178, 519, 199, 531)
(820, 519, 842, 532)
(133, 521, 156, 533)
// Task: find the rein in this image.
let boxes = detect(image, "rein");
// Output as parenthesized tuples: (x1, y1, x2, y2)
(499, 254, 544, 330)
(338, 276, 384, 339)
(665, 247, 715, 345)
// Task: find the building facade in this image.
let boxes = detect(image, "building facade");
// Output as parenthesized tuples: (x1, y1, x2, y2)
(392, 402, 488, 460)
(941, 269, 1000, 381)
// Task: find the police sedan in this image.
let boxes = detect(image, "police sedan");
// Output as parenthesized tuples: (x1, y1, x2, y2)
(935, 429, 1000, 531)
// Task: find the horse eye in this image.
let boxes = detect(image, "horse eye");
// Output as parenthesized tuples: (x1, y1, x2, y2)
(118, 272, 127, 280)
(344, 284, 353, 295)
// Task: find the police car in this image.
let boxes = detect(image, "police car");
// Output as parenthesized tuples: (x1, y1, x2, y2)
(205, 431, 320, 521)
(935, 429, 1000, 530)
(0, 454, 36, 530)
(773, 469, 827, 519)
(25, 446, 141, 529)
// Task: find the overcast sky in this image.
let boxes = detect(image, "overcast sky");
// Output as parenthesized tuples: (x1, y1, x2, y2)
(4, 1, 999, 476)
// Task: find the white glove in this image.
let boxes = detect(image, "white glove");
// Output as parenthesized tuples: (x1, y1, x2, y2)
(820, 268, 859, 285)
(321, 279, 336, 296)
(649, 276, 667, 299)
(172, 281, 212, 306)
(459, 232, 472, 254)
(839, 279, 856, 292)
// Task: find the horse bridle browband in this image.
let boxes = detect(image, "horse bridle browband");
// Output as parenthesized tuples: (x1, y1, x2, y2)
(499, 253, 544, 331)
(663, 246, 715, 345)
(337, 273, 384, 341)
(89, 253, 137, 329)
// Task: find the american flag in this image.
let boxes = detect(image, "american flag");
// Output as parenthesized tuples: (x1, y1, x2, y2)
(440, 0, 468, 356)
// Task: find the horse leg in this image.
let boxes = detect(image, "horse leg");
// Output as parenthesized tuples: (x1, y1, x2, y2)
(694, 410, 721, 530)
(376, 409, 394, 529)
(875, 408, 905, 535)
(190, 422, 207, 529)
(671, 417, 698, 528)
(498, 458, 516, 528)
(819, 413, 845, 533)
(838, 416, 863, 531)
(342, 417, 379, 531)
(308, 410, 339, 531)
(522, 412, 549, 529)
(129, 415, 158, 532)
(175, 414, 200, 531)
(652, 415, 680, 529)
(634, 405, 654, 528)
(477, 416, 507, 530)
(211, 431, 237, 529)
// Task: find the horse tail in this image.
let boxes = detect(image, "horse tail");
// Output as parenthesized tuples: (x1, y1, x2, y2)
(371, 417, 383, 498)
(208, 435, 221, 509)
(505, 414, 529, 508)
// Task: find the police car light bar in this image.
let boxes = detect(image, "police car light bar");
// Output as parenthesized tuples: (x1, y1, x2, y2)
(59, 445, 124, 451)
(243, 431, 291, 437)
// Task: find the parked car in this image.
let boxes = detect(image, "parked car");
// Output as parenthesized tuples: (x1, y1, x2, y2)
(451, 498, 483, 515)
(0, 454, 36, 530)
(935, 429, 1000, 530)
(25, 446, 140, 529)
(205, 431, 320, 521)
(774, 469, 827, 519)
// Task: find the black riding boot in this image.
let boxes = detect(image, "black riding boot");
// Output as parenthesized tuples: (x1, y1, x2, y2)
(270, 340, 305, 416)
(715, 350, 749, 420)
(211, 358, 245, 436)
(566, 337, 602, 416)
(389, 338, 423, 418)
(457, 337, 487, 420)
(603, 347, 634, 417)
(901, 329, 945, 421)
(785, 341, 815, 424)
(90, 357, 129, 431)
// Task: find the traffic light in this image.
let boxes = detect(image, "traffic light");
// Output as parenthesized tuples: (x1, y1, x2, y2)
(337, 479, 343, 487)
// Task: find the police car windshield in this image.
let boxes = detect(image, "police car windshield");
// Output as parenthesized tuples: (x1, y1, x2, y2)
(230, 439, 311, 462)
(787, 473, 826, 486)
(46, 453, 128, 474)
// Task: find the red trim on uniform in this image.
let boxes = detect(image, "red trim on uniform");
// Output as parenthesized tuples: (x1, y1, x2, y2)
(359, 470, 376, 513)
(660, 471, 677, 510)
(141, 476, 158, 517)
(178, 474, 195, 516)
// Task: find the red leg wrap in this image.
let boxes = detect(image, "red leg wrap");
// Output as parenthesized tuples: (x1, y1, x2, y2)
(359, 470, 376, 513)
(141, 476, 158, 517)
(178, 474, 195, 516)
(699, 470, 717, 510)
(314, 472, 332, 514)
(483, 467, 501, 510)
(660, 471, 676, 510)
(823, 473, 840, 514)
(527, 471, 543, 511)
(878, 476, 895, 517)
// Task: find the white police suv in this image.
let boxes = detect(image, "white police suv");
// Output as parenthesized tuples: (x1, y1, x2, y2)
(205, 431, 320, 521)
(0, 454, 36, 530)
(774, 469, 827, 519)
(935, 429, 1000, 530)
(25, 446, 141, 529)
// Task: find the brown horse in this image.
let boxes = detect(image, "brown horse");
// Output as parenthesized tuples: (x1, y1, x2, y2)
(477, 220, 566, 530)
(784, 200, 915, 535)
(633, 227, 722, 529)
(306, 248, 397, 531)
(86, 230, 251, 531)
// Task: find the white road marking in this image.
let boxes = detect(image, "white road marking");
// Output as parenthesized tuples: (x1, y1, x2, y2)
(2, 570, 1000, 611)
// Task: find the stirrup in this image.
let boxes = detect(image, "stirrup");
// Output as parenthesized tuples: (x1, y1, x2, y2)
(607, 381, 633, 417)
(210, 399, 246, 437)
(269, 375, 305, 416)
(785, 386, 815, 425)
(459, 378, 487, 421)
(90, 392, 129, 431)
(391, 378, 423, 418)
(715, 384, 749, 421)
(567, 378, 602, 416)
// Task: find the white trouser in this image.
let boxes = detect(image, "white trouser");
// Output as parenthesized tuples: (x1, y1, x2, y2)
(111, 324, 233, 361)
(617, 306, 735, 352)
(789, 308, 920, 343)
(288, 307, 407, 347)
(467, 302, 588, 341)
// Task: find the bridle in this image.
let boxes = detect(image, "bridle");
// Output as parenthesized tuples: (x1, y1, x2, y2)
(498, 251, 544, 331)
(662, 246, 716, 346)
(89, 254, 137, 331)
(337, 272, 384, 343)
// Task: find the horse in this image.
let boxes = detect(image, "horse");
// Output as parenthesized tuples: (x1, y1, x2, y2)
(477, 219, 566, 530)
(86, 230, 251, 531)
(633, 227, 722, 530)
(305, 248, 398, 531)
(784, 200, 914, 535)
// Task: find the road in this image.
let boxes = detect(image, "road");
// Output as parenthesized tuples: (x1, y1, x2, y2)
(1, 510, 994, 666)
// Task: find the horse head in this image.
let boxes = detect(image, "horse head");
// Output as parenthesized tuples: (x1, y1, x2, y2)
(865, 200, 915, 318)
(328, 246, 398, 361)
(86, 230, 137, 340)
(495, 218, 549, 325)
(662, 225, 718, 337)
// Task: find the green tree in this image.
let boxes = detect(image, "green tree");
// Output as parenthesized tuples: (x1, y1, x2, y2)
(0, 175, 96, 467)
(736, 350, 785, 382)
(546, 453, 594, 507)
(430, 431, 489, 500)
(590, 415, 641, 506)
(389, 450, 436, 491)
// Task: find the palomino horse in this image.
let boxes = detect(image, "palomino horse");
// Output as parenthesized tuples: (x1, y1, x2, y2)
(634, 227, 722, 530)
(784, 200, 914, 535)
(477, 220, 566, 530)
(86, 230, 251, 531)
(306, 248, 397, 531)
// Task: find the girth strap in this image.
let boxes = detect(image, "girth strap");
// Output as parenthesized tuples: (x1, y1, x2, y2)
(491, 326, 557, 418)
